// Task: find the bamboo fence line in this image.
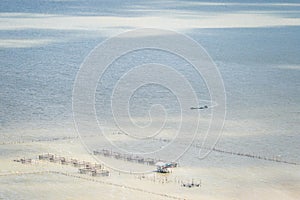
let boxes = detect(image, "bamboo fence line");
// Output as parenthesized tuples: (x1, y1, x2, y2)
(2, 133, 298, 166)
(0, 170, 184, 199)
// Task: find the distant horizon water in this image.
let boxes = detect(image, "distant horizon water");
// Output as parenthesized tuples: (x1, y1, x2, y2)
(1, 0, 300, 165)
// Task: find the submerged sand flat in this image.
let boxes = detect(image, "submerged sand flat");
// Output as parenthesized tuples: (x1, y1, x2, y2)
(0, 137, 299, 200)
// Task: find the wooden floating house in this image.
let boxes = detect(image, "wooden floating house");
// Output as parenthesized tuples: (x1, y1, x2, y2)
(14, 158, 32, 164)
(144, 158, 155, 166)
(155, 162, 171, 173)
(38, 153, 54, 160)
(181, 180, 201, 188)
(93, 149, 178, 168)
(91, 169, 109, 177)
(16, 153, 110, 178)
(79, 167, 109, 177)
